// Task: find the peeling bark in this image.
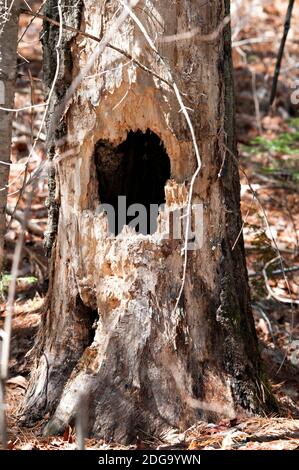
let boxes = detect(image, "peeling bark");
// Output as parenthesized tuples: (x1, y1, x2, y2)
(20, 0, 276, 444)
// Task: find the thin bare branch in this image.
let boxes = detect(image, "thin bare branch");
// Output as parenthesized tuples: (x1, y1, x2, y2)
(157, 15, 230, 44)
(18, 0, 47, 45)
(269, 0, 295, 108)
(20, 8, 173, 88)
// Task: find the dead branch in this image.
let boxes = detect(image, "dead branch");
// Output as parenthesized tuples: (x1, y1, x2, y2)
(249, 265, 299, 278)
(20, 8, 173, 89)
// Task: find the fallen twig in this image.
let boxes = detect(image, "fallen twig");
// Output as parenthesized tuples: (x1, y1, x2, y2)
(249, 265, 299, 279)
(262, 257, 299, 305)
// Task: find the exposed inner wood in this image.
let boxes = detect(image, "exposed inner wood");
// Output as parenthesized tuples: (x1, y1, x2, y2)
(94, 129, 171, 234)
(20, 0, 276, 444)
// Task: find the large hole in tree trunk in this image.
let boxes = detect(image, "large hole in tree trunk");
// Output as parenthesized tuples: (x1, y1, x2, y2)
(74, 295, 98, 346)
(94, 129, 171, 235)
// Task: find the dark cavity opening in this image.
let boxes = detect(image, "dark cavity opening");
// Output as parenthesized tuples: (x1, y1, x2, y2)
(75, 295, 98, 346)
(94, 129, 171, 235)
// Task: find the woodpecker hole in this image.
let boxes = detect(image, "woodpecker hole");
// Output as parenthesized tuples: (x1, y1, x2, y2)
(94, 129, 171, 235)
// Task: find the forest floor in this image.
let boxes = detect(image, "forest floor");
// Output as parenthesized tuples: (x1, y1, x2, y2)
(0, 0, 299, 450)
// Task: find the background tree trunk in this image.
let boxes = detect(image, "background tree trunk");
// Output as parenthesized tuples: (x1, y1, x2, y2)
(0, 0, 20, 273)
(21, 0, 276, 443)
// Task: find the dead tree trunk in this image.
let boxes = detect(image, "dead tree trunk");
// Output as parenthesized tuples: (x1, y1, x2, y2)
(21, 0, 276, 443)
(0, 0, 20, 273)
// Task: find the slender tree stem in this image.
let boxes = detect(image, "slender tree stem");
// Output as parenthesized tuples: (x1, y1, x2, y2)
(269, 0, 295, 108)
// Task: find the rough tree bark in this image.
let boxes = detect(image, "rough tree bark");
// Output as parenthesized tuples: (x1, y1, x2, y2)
(0, 0, 20, 273)
(21, 0, 276, 443)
